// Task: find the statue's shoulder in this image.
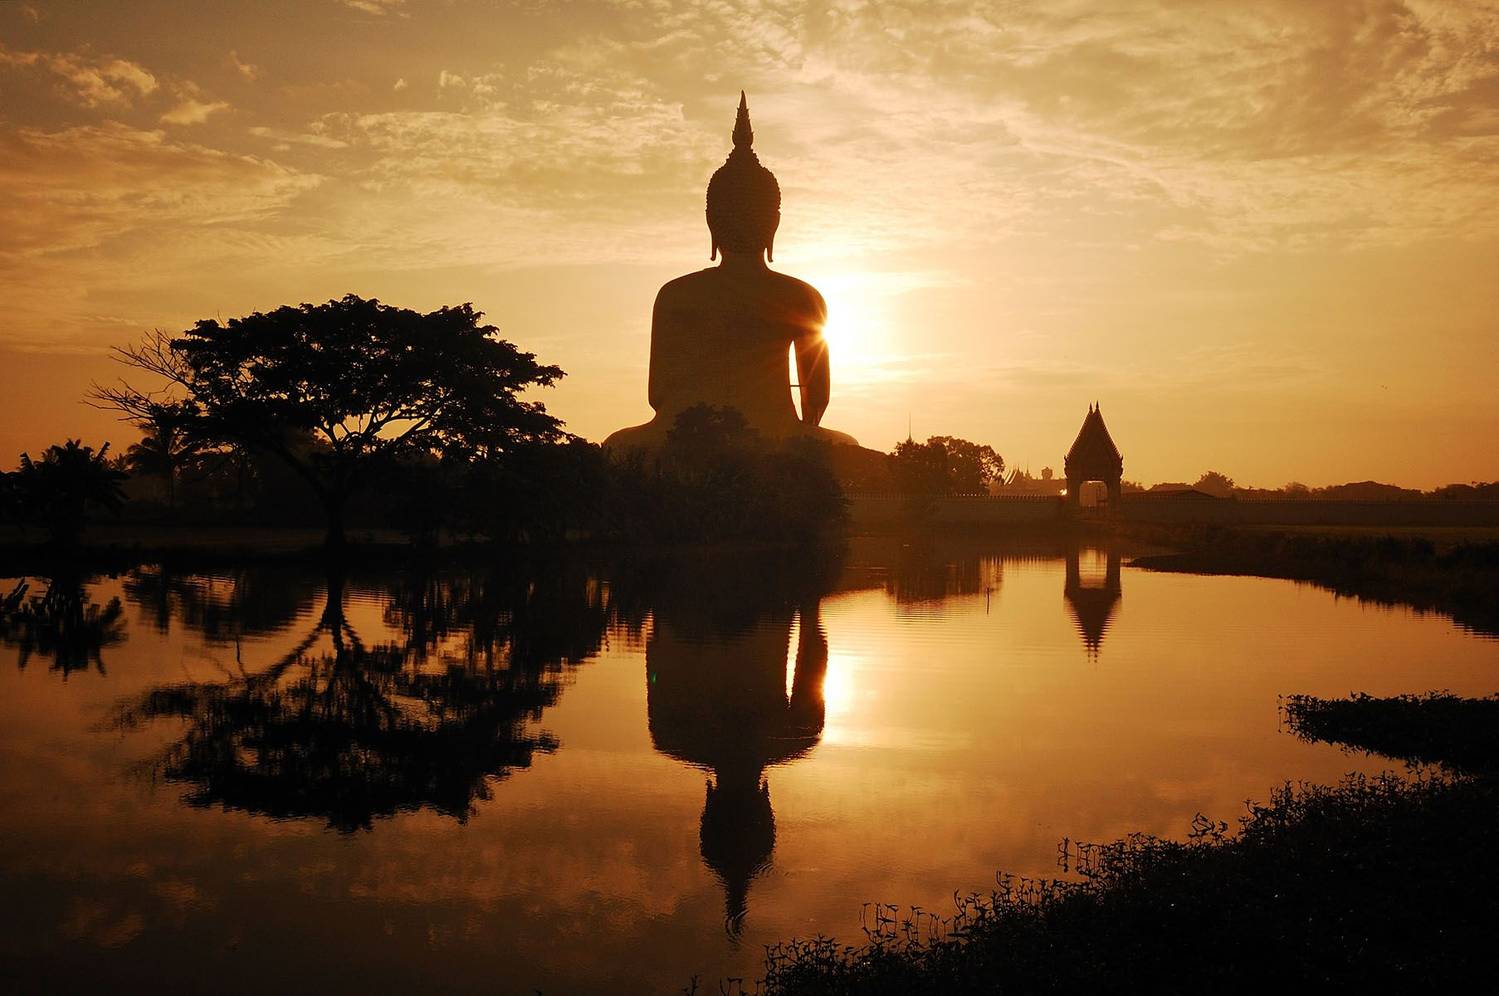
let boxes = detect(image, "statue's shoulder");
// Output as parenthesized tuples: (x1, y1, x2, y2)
(654, 268, 718, 305)
(769, 271, 827, 316)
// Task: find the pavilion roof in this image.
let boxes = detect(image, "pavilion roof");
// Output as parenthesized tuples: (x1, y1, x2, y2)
(1065, 403, 1123, 477)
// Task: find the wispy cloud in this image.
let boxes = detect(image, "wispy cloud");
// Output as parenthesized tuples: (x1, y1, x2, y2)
(161, 98, 230, 125)
(228, 50, 258, 81)
(340, 0, 406, 16)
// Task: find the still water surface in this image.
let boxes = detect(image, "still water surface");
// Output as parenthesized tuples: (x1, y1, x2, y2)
(2, 539, 1495, 992)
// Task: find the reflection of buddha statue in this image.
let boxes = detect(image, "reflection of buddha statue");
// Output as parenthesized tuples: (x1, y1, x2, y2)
(606, 93, 858, 451)
(1063, 547, 1122, 659)
(646, 597, 828, 936)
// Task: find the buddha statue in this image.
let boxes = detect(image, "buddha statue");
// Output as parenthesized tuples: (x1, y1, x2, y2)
(605, 93, 859, 452)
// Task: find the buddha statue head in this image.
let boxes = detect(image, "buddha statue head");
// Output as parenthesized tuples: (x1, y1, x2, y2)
(706, 92, 781, 261)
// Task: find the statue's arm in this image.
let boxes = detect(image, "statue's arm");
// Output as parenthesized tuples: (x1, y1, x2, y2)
(795, 289, 830, 426)
(646, 291, 666, 413)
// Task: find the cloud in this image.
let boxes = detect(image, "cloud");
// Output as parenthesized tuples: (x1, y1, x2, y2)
(161, 98, 230, 125)
(228, 50, 258, 81)
(0, 44, 158, 106)
(0, 122, 317, 257)
(393, 77, 408, 91)
(0, 121, 321, 351)
(340, 0, 406, 15)
(248, 125, 349, 149)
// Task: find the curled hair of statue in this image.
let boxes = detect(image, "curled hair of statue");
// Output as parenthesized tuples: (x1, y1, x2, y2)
(707, 91, 781, 261)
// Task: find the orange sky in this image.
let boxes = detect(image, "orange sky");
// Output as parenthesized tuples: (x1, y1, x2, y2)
(2, 0, 1496, 487)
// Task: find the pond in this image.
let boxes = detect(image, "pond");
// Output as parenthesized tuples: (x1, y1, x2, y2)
(2, 537, 1495, 992)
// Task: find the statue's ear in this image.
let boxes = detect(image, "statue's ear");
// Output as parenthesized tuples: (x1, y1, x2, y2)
(766, 232, 774, 263)
(711, 235, 719, 261)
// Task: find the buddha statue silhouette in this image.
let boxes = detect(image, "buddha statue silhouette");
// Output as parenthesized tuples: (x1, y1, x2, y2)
(605, 93, 859, 451)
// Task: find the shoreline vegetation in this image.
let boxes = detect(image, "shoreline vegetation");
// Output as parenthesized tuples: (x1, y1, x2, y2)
(1126, 525, 1499, 636)
(757, 691, 1499, 994)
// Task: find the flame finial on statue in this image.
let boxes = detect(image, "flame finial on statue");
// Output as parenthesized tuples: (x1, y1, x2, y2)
(732, 90, 753, 148)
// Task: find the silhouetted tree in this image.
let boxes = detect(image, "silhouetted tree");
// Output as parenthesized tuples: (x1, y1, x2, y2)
(123, 403, 205, 509)
(890, 436, 1005, 497)
(927, 435, 1005, 493)
(93, 295, 565, 550)
(12, 440, 127, 547)
(890, 438, 952, 496)
(1194, 471, 1236, 498)
(459, 437, 609, 543)
(1429, 481, 1499, 501)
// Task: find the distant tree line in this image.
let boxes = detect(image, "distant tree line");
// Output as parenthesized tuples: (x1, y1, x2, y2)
(1126, 472, 1499, 502)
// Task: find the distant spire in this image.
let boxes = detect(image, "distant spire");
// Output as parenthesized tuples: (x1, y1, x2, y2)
(732, 90, 753, 149)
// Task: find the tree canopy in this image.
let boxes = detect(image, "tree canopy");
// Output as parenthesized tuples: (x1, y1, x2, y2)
(93, 295, 566, 548)
(9, 440, 127, 546)
(891, 435, 1006, 495)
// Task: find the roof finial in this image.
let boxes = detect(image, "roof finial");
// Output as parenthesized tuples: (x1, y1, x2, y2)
(732, 90, 753, 149)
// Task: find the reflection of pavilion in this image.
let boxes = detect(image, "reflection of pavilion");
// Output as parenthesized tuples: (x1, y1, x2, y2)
(645, 598, 827, 937)
(1064, 547, 1122, 659)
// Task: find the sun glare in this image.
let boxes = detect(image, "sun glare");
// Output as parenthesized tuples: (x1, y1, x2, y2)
(795, 268, 899, 390)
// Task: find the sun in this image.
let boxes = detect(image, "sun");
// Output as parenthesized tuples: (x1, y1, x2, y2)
(816, 273, 877, 358)
(790, 268, 897, 391)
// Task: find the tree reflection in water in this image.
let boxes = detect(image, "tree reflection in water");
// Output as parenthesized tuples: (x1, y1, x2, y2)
(114, 564, 610, 832)
(123, 565, 319, 644)
(1, 574, 125, 678)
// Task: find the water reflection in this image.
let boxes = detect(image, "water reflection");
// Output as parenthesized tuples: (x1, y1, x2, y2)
(123, 565, 318, 643)
(3, 541, 1498, 993)
(885, 539, 993, 604)
(113, 565, 609, 831)
(1, 574, 125, 678)
(617, 554, 842, 936)
(1064, 547, 1123, 659)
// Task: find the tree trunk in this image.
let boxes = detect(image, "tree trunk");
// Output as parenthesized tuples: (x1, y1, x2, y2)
(324, 496, 347, 554)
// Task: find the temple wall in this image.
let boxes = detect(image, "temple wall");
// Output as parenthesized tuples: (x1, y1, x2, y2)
(847, 494, 1499, 529)
(1118, 498, 1499, 527)
(847, 494, 1065, 529)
